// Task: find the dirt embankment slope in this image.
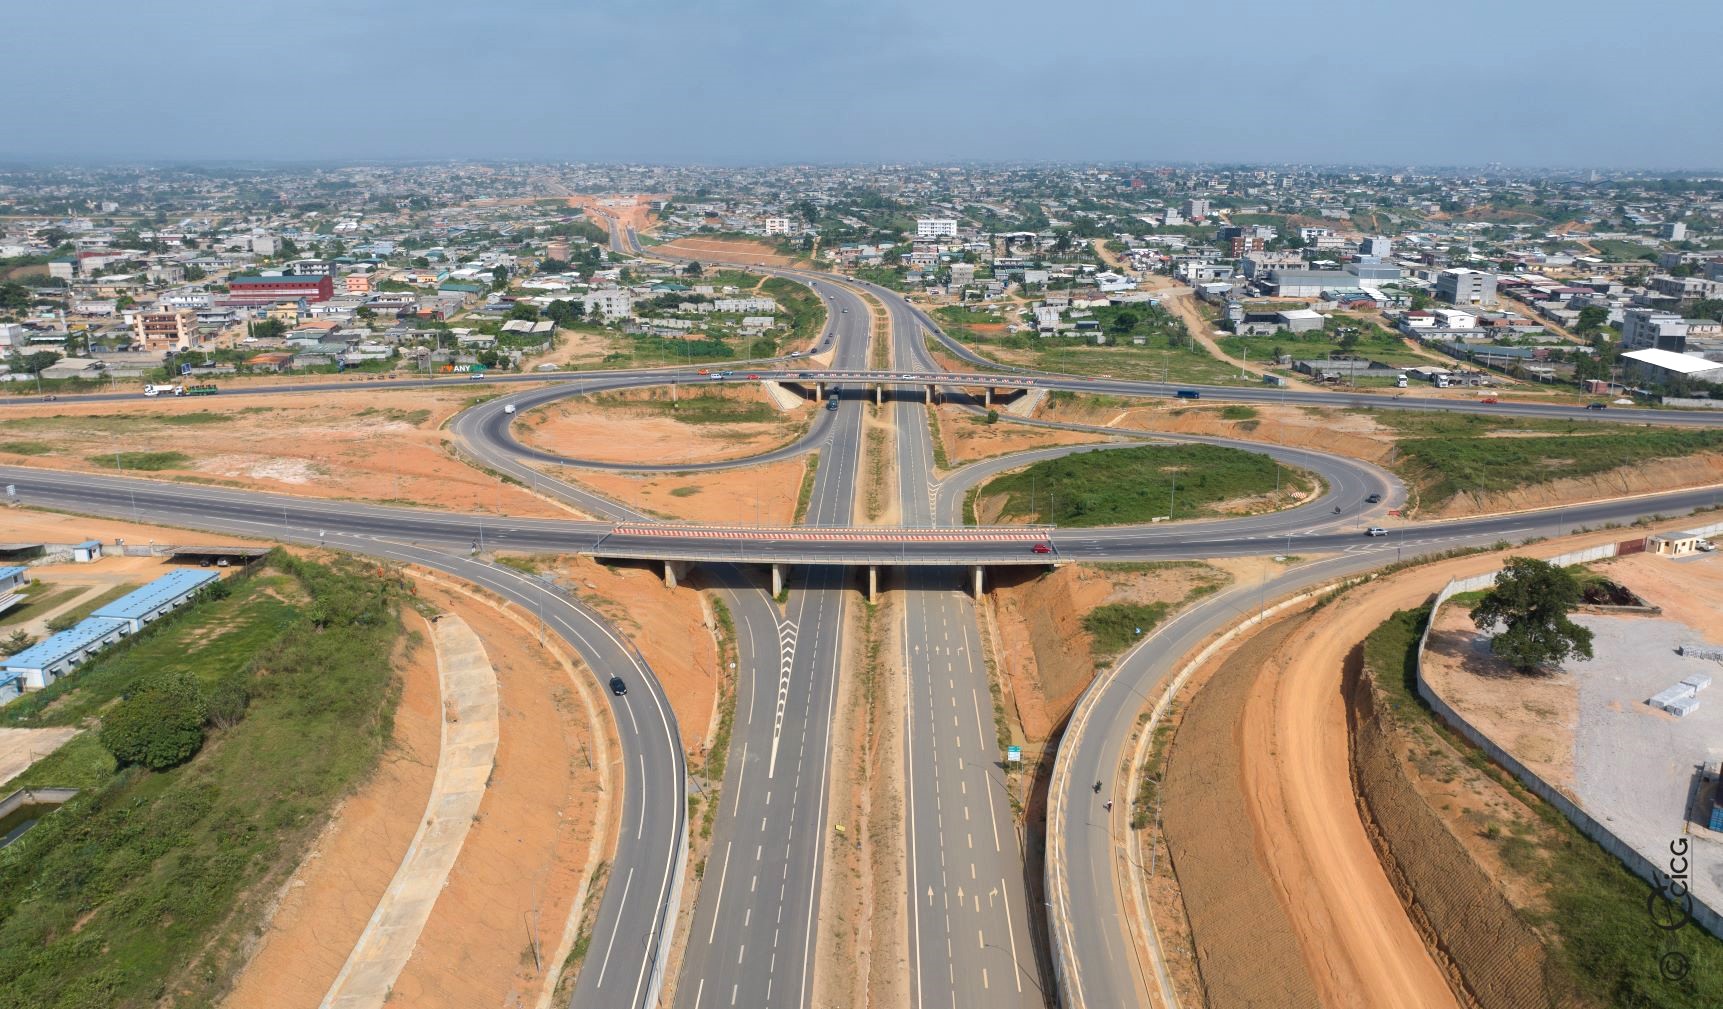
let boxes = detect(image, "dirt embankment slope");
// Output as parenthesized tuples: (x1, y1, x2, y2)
(1422, 451, 1723, 519)
(565, 456, 809, 525)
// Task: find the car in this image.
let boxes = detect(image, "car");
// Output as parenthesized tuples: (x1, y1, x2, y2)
(1365, 492, 1383, 504)
(747, 373, 760, 379)
(709, 373, 724, 380)
(609, 676, 628, 696)
(1586, 402, 1608, 410)
(1479, 395, 1499, 404)
(788, 351, 804, 358)
(698, 367, 711, 375)
(1365, 527, 1389, 537)
(842, 308, 849, 314)
(721, 370, 735, 377)
(1031, 542, 1053, 555)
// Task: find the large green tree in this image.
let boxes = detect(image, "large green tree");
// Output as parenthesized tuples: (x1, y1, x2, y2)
(99, 673, 208, 770)
(1469, 556, 1595, 672)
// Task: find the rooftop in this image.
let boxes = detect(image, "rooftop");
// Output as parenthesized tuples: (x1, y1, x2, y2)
(1621, 348, 1723, 376)
(91, 569, 220, 621)
(0, 617, 128, 671)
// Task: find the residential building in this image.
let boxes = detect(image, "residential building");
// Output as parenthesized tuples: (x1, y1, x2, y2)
(1436, 268, 1497, 306)
(916, 217, 959, 239)
(1649, 274, 1723, 301)
(225, 274, 333, 305)
(130, 309, 198, 352)
(948, 262, 976, 288)
(764, 216, 793, 236)
(48, 258, 76, 281)
(583, 288, 633, 319)
(1359, 236, 1392, 258)
(0, 565, 27, 618)
(1662, 221, 1687, 241)
(1183, 198, 1211, 219)
(343, 271, 375, 295)
(1620, 307, 1689, 352)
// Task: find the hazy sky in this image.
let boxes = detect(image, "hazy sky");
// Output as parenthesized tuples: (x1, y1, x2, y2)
(7, 0, 1719, 168)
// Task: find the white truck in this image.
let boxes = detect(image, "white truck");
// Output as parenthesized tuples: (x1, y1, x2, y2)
(142, 384, 185, 398)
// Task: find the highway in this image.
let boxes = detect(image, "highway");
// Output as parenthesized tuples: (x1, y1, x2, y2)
(888, 277, 1046, 1009)
(669, 273, 871, 1009)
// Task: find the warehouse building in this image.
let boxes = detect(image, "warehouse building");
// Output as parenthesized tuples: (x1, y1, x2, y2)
(91, 569, 220, 633)
(1268, 269, 1359, 298)
(0, 565, 26, 618)
(0, 617, 129, 689)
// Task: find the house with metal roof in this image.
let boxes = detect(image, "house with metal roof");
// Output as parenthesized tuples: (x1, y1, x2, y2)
(0, 617, 129, 689)
(91, 569, 220, 633)
(0, 566, 26, 618)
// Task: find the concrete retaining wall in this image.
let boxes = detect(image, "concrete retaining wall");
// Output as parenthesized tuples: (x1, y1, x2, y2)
(1415, 539, 1723, 941)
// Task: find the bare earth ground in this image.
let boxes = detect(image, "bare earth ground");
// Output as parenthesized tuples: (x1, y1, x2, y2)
(651, 237, 796, 268)
(530, 556, 722, 756)
(562, 193, 663, 235)
(515, 385, 807, 466)
(931, 401, 1113, 469)
(0, 387, 570, 516)
(0, 509, 263, 553)
(986, 563, 1226, 745)
(384, 578, 615, 1008)
(223, 613, 441, 1009)
(564, 457, 809, 526)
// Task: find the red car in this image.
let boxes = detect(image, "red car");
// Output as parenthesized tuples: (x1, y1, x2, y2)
(1031, 543, 1053, 555)
(747, 373, 760, 380)
(1479, 395, 1499, 404)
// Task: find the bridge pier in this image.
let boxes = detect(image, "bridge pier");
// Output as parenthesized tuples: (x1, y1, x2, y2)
(771, 563, 784, 597)
(924, 384, 933, 404)
(983, 387, 993, 409)
(874, 384, 883, 405)
(867, 565, 879, 603)
(663, 559, 689, 590)
(971, 565, 984, 598)
(814, 381, 824, 401)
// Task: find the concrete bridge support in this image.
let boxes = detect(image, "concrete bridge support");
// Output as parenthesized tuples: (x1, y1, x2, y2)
(867, 565, 880, 603)
(663, 559, 689, 590)
(983, 387, 993, 409)
(971, 565, 985, 598)
(874, 384, 883, 405)
(771, 563, 785, 597)
(924, 384, 933, 404)
(814, 381, 825, 401)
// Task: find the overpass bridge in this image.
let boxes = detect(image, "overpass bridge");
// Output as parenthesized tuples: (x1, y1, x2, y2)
(589, 522, 1058, 598)
(741, 368, 1043, 407)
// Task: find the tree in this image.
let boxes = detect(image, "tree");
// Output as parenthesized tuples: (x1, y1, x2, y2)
(684, 260, 704, 277)
(99, 673, 208, 771)
(184, 264, 206, 281)
(1575, 305, 1608, 334)
(1109, 311, 1138, 334)
(1, 630, 34, 656)
(0, 282, 29, 313)
(490, 264, 511, 291)
(277, 237, 299, 260)
(1469, 557, 1595, 673)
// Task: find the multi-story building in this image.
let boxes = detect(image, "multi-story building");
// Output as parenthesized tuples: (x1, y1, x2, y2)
(1620, 307, 1689, 353)
(130, 308, 198, 352)
(948, 262, 976, 288)
(1662, 221, 1687, 241)
(1229, 235, 1265, 257)
(1359, 236, 1392, 258)
(916, 217, 958, 239)
(1649, 274, 1723, 301)
(225, 274, 334, 305)
(1183, 198, 1211, 219)
(1436, 267, 1497, 306)
(545, 239, 571, 262)
(343, 271, 374, 295)
(764, 216, 793, 236)
(583, 288, 633, 320)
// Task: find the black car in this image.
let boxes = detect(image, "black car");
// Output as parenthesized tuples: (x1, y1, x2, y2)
(1366, 492, 1383, 504)
(609, 676, 628, 696)
(1586, 402, 1609, 410)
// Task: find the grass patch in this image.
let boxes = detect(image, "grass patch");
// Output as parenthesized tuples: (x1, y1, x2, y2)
(86, 450, 192, 471)
(1219, 405, 1258, 421)
(983, 444, 1311, 526)
(0, 553, 407, 1008)
(669, 485, 701, 498)
(0, 584, 84, 628)
(1361, 604, 1723, 1007)
(44, 582, 142, 632)
(1082, 602, 1173, 658)
(154, 411, 233, 426)
(1396, 429, 1723, 508)
(0, 440, 53, 455)
(794, 454, 820, 524)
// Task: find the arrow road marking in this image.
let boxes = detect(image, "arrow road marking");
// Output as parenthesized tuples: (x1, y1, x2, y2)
(768, 618, 797, 778)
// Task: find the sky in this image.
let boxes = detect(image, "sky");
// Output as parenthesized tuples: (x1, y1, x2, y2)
(5, 0, 1720, 169)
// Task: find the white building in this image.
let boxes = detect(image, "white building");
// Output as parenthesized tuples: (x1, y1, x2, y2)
(916, 217, 958, 239)
(764, 216, 793, 236)
(1621, 347, 1723, 384)
(1436, 268, 1497, 306)
(582, 288, 633, 320)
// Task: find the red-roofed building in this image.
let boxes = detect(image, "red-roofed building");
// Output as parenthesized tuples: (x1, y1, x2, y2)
(225, 274, 332, 305)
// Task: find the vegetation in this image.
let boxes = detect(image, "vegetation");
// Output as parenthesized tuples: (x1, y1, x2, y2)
(982, 444, 1310, 526)
(1468, 557, 1594, 672)
(1394, 428, 1723, 508)
(793, 453, 819, 524)
(1218, 314, 1430, 369)
(0, 553, 407, 1008)
(1363, 606, 1723, 1008)
(86, 450, 192, 471)
(1082, 602, 1172, 657)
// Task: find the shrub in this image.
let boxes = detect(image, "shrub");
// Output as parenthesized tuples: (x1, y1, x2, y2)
(99, 673, 208, 770)
(203, 670, 251, 730)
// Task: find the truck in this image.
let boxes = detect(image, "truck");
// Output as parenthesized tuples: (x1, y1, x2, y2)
(185, 384, 219, 396)
(1395, 373, 1408, 388)
(143, 384, 184, 397)
(1174, 389, 1201, 400)
(826, 393, 840, 411)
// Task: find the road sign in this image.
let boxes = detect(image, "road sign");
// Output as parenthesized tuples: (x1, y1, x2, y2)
(1006, 745, 1021, 763)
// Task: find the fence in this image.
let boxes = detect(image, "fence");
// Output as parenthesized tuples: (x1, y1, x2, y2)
(1414, 531, 1723, 941)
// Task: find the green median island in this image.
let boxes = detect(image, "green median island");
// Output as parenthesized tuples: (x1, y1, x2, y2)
(0, 552, 410, 1007)
(975, 444, 1313, 526)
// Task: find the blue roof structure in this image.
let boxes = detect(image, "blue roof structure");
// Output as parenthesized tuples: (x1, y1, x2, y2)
(74, 540, 101, 550)
(92, 569, 219, 622)
(0, 566, 26, 582)
(0, 617, 128, 672)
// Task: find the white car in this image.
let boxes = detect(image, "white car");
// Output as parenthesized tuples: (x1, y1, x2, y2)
(1365, 527, 1389, 537)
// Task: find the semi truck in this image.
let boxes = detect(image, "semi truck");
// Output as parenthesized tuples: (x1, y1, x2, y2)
(186, 385, 219, 396)
(142, 384, 184, 397)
